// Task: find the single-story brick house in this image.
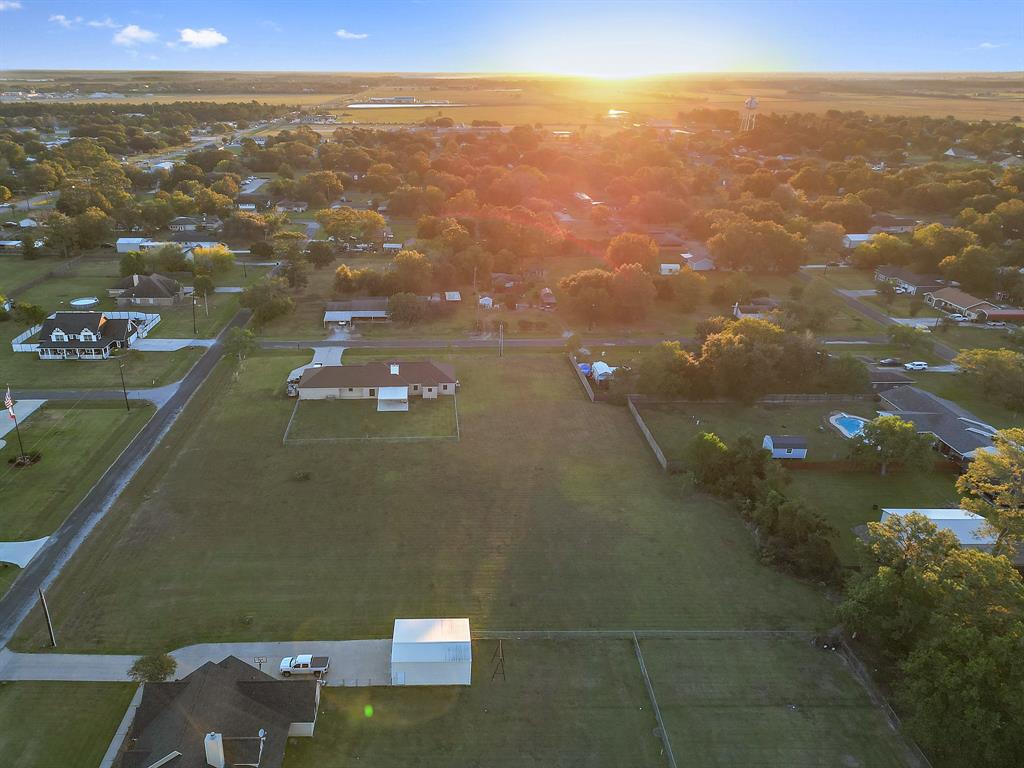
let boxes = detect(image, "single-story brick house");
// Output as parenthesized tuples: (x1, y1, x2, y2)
(35, 311, 140, 360)
(108, 273, 186, 306)
(923, 287, 999, 319)
(298, 361, 457, 411)
(878, 386, 998, 465)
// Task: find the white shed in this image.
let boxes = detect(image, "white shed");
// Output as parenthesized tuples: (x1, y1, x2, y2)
(391, 618, 472, 686)
(762, 434, 808, 459)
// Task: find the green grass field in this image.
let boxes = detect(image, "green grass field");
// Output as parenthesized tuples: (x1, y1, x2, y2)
(638, 400, 874, 462)
(0, 402, 153, 540)
(786, 468, 959, 564)
(14, 353, 829, 653)
(640, 636, 914, 767)
(0, 565, 18, 597)
(1, 255, 69, 294)
(912, 372, 1024, 429)
(284, 638, 665, 767)
(287, 396, 458, 441)
(636, 400, 961, 563)
(0, 682, 135, 768)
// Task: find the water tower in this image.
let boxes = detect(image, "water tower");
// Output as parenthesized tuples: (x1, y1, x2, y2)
(740, 96, 759, 132)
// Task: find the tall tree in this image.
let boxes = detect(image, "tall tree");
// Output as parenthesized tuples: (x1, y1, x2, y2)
(851, 415, 933, 475)
(956, 428, 1024, 557)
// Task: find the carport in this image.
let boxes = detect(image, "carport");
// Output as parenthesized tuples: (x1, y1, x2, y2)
(377, 386, 409, 412)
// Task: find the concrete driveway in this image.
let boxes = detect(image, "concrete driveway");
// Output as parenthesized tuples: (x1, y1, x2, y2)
(287, 345, 347, 382)
(0, 639, 392, 686)
(0, 399, 45, 445)
(133, 338, 218, 352)
(0, 537, 49, 568)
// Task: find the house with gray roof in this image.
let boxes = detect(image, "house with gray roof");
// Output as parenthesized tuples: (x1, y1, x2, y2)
(109, 273, 187, 307)
(35, 311, 140, 360)
(114, 656, 319, 768)
(878, 386, 998, 465)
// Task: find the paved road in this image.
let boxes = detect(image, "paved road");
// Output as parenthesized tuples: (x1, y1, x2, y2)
(800, 272, 958, 362)
(0, 311, 252, 646)
(0, 639, 392, 687)
(260, 336, 695, 350)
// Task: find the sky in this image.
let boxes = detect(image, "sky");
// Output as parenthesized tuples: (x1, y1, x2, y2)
(0, 0, 1021, 75)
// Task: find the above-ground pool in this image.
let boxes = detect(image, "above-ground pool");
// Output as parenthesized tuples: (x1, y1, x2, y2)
(69, 296, 99, 308)
(830, 412, 869, 439)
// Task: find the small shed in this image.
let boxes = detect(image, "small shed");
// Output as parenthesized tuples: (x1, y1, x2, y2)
(377, 385, 409, 412)
(391, 618, 472, 686)
(762, 434, 808, 459)
(444, 291, 462, 303)
(478, 296, 493, 309)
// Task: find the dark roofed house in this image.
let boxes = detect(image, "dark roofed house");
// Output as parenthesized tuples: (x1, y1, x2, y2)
(762, 435, 808, 459)
(873, 265, 943, 295)
(109, 273, 186, 307)
(878, 386, 998, 465)
(298, 361, 457, 410)
(869, 213, 918, 234)
(115, 656, 319, 768)
(923, 287, 999, 319)
(869, 368, 915, 391)
(35, 311, 140, 360)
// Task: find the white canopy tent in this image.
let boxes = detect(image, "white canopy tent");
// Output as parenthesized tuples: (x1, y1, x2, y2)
(391, 618, 472, 686)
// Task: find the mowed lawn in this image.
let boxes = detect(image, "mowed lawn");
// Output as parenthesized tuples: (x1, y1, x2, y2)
(284, 639, 664, 768)
(637, 400, 961, 564)
(0, 681, 135, 768)
(787, 468, 960, 564)
(638, 400, 875, 462)
(15, 353, 829, 653)
(0, 402, 154, 540)
(640, 636, 914, 768)
(287, 396, 458, 441)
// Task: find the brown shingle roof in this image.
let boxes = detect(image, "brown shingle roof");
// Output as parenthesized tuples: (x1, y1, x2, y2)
(925, 287, 996, 311)
(299, 361, 456, 390)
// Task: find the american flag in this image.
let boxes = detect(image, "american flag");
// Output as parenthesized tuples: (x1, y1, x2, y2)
(4, 386, 14, 421)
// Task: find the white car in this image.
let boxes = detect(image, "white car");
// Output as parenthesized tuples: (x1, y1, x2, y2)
(904, 361, 929, 371)
(947, 314, 968, 322)
(279, 654, 330, 677)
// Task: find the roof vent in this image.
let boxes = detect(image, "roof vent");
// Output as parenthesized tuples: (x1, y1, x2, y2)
(205, 732, 225, 768)
(390, 364, 399, 375)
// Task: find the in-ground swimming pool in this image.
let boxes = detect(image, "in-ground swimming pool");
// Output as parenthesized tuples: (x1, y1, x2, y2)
(830, 412, 869, 439)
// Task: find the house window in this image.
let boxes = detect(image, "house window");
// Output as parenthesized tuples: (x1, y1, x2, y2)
(369, 389, 375, 396)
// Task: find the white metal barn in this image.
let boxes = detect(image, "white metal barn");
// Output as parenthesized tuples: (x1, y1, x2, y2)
(391, 618, 472, 686)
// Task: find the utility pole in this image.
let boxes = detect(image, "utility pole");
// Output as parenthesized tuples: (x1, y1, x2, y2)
(192, 295, 197, 336)
(39, 588, 57, 647)
(119, 363, 130, 412)
(498, 322, 504, 357)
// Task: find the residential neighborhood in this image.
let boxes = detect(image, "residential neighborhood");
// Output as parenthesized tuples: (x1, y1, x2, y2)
(0, 5, 1022, 768)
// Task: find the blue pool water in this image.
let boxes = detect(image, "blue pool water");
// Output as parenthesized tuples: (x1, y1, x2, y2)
(831, 414, 868, 438)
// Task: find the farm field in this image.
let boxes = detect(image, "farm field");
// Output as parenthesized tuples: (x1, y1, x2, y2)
(0, 682, 135, 767)
(284, 638, 664, 767)
(14, 352, 830, 653)
(639, 636, 914, 768)
(0, 402, 154, 540)
(286, 396, 458, 441)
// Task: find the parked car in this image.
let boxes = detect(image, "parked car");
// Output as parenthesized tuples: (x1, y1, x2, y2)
(279, 654, 330, 677)
(904, 361, 929, 371)
(877, 358, 902, 367)
(986, 321, 1007, 327)
(948, 314, 968, 322)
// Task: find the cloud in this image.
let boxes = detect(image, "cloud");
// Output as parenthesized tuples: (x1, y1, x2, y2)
(336, 28, 369, 40)
(0, 1, 22, 10)
(113, 24, 157, 46)
(977, 42, 1006, 49)
(49, 14, 82, 28)
(178, 27, 229, 48)
(87, 18, 120, 29)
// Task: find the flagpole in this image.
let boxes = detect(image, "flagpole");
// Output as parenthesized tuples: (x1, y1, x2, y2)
(6, 384, 27, 460)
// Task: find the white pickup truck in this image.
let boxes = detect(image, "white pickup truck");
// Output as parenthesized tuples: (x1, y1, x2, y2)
(279, 654, 330, 677)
